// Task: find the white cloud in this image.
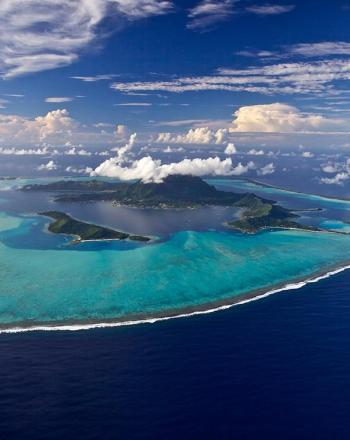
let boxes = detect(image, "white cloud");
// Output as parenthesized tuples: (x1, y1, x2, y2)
(247, 148, 265, 155)
(0, 0, 173, 78)
(301, 151, 314, 158)
(111, 59, 350, 97)
(230, 103, 348, 133)
(156, 127, 228, 144)
(320, 172, 349, 185)
(235, 41, 350, 61)
(65, 147, 91, 156)
(319, 159, 350, 184)
(38, 160, 57, 171)
(187, 0, 237, 30)
(92, 131, 252, 182)
(3, 94, 24, 98)
(321, 163, 340, 173)
(115, 124, 129, 137)
(154, 119, 217, 127)
(289, 41, 350, 57)
(34, 109, 76, 140)
(257, 162, 275, 175)
(0, 146, 54, 155)
(0, 109, 77, 144)
(92, 155, 253, 182)
(246, 4, 295, 15)
(224, 143, 237, 154)
(235, 49, 276, 58)
(45, 97, 74, 103)
(231, 161, 256, 175)
(66, 166, 93, 174)
(114, 103, 152, 106)
(71, 74, 117, 82)
(214, 129, 228, 144)
(94, 122, 115, 129)
(0, 110, 134, 147)
(163, 146, 185, 153)
(110, 133, 138, 161)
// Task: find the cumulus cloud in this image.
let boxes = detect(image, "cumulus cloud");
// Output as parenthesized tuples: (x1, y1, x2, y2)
(301, 151, 314, 158)
(115, 124, 129, 137)
(110, 133, 137, 160)
(0, 146, 54, 155)
(230, 103, 348, 133)
(0, 109, 77, 144)
(257, 162, 275, 176)
(163, 146, 185, 153)
(65, 147, 91, 156)
(0, 0, 173, 78)
(320, 172, 349, 185)
(231, 161, 256, 175)
(92, 132, 253, 182)
(247, 148, 265, 155)
(156, 127, 228, 144)
(319, 159, 350, 185)
(321, 163, 340, 173)
(92, 156, 243, 182)
(224, 143, 237, 154)
(0, 111, 132, 149)
(34, 109, 76, 140)
(38, 160, 57, 171)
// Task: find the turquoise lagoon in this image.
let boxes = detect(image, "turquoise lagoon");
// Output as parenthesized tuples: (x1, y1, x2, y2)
(1, 178, 350, 330)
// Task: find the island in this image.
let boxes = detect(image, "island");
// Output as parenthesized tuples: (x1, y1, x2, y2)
(226, 196, 319, 234)
(40, 211, 151, 243)
(22, 175, 272, 208)
(25, 179, 123, 192)
(23, 175, 322, 234)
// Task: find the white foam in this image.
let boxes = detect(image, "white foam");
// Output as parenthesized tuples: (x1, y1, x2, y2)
(2, 263, 350, 334)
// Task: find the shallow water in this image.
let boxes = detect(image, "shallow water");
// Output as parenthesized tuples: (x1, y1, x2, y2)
(1, 178, 350, 329)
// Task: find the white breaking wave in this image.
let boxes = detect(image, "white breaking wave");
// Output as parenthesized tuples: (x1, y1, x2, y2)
(1, 263, 350, 334)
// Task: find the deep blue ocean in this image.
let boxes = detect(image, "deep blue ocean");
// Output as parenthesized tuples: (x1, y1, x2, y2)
(1, 268, 350, 439)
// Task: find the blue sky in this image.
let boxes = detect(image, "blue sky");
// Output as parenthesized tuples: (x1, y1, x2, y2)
(1, 0, 350, 153)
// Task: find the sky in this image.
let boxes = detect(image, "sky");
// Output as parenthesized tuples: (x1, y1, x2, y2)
(1, 0, 350, 186)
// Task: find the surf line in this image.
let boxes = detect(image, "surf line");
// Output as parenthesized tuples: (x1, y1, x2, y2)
(1, 262, 350, 334)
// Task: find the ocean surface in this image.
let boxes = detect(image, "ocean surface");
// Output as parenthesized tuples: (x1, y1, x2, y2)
(1, 177, 350, 438)
(2, 270, 350, 439)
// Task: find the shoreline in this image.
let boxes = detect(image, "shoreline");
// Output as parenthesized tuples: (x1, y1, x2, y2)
(39, 212, 152, 244)
(247, 178, 350, 203)
(224, 222, 349, 236)
(1, 259, 350, 334)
